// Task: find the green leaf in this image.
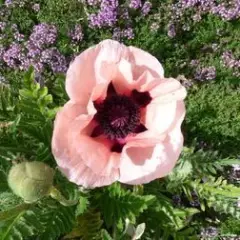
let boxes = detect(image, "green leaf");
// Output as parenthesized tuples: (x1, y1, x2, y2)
(0, 171, 8, 192)
(97, 183, 155, 229)
(0, 205, 41, 240)
(37, 202, 76, 240)
(218, 158, 240, 166)
(168, 157, 193, 183)
(76, 194, 90, 216)
(64, 211, 103, 240)
(23, 67, 35, 86)
(101, 229, 113, 240)
(0, 192, 21, 211)
(0, 204, 30, 221)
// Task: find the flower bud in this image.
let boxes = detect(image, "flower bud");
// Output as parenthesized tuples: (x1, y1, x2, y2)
(8, 161, 54, 203)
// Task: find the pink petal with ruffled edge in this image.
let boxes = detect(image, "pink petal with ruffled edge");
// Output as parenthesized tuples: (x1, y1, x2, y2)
(66, 40, 131, 112)
(144, 78, 187, 135)
(128, 46, 164, 79)
(119, 102, 185, 184)
(52, 101, 120, 188)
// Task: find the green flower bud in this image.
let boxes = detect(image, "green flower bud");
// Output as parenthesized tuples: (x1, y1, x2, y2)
(8, 161, 54, 203)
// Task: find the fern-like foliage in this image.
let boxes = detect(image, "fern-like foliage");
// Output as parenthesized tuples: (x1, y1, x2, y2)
(140, 188, 200, 239)
(189, 177, 240, 218)
(37, 201, 75, 240)
(0, 204, 42, 240)
(0, 192, 21, 211)
(0, 199, 77, 240)
(167, 147, 239, 190)
(0, 83, 16, 122)
(94, 183, 155, 230)
(220, 217, 240, 235)
(64, 210, 103, 240)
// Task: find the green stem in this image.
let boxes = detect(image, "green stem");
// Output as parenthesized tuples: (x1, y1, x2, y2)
(49, 186, 78, 206)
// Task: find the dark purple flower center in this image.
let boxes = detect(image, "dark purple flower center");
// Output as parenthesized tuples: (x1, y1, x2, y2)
(95, 95, 141, 139)
(92, 83, 152, 153)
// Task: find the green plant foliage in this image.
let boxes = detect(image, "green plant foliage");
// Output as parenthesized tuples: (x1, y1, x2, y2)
(19, 67, 60, 121)
(64, 210, 103, 240)
(0, 200, 77, 240)
(37, 201, 76, 240)
(95, 183, 155, 229)
(168, 147, 239, 183)
(185, 82, 240, 157)
(169, 176, 240, 222)
(75, 192, 90, 216)
(0, 204, 41, 240)
(0, 192, 21, 211)
(220, 218, 240, 235)
(101, 229, 113, 240)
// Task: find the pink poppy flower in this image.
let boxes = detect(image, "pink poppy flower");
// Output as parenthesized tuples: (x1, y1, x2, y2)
(52, 39, 187, 188)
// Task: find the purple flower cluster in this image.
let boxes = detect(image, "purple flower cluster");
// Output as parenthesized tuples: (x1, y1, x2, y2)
(86, 0, 152, 39)
(122, 27, 134, 39)
(1, 23, 67, 74)
(89, 0, 118, 28)
(112, 27, 134, 40)
(194, 66, 216, 81)
(179, 0, 240, 21)
(167, 24, 176, 38)
(141, 1, 152, 16)
(29, 23, 57, 48)
(181, 0, 198, 9)
(180, 0, 215, 12)
(129, 0, 142, 9)
(211, 0, 240, 21)
(221, 51, 240, 77)
(222, 51, 240, 68)
(167, 0, 240, 38)
(5, 0, 26, 8)
(41, 48, 67, 73)
(3, 43, 25, 69)
(23, 23, 67, 73)
(68, 24, 84, 42)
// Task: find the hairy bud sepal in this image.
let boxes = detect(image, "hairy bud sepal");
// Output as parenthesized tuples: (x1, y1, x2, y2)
(8, 161, 54, 203)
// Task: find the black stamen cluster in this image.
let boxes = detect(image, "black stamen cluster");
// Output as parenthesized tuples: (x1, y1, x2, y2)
(96, 95, 140, 139)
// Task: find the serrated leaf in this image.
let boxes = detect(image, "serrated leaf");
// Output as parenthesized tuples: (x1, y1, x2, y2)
(64, 211, 102, 240)
(38, 203, 76, 240)
(76, 195, 90, 216)
(0, 205, 41, 240)
(23, 67, 35, 85)
(98, 183, 155, 228)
